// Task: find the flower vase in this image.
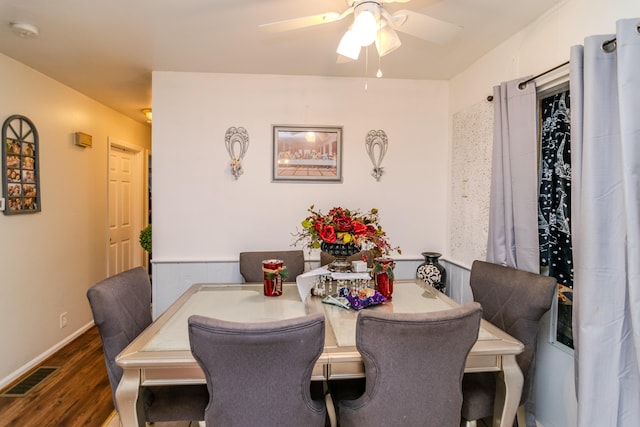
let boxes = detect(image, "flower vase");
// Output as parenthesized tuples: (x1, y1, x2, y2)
(321, 242, 361, 272)
(373, 256, 395, 300)
(262, 259, 285, 296)
(416, 252, 447, 293)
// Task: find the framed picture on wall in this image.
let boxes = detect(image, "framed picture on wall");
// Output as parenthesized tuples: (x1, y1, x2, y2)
(272, 125, 343, 182)
(2, 115, 41, 214)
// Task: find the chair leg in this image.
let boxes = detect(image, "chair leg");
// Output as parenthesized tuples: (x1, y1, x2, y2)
(516, 404, 526, 427)
(324, 381, 337, 427)
(461, 420, 477, 427)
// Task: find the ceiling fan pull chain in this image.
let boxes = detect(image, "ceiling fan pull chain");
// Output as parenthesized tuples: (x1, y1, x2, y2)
(377, 24, 383, 78)
(364, 46, 368, 91)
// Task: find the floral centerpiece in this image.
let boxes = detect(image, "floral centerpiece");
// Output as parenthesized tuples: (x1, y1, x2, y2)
(292, 205, 400, 271)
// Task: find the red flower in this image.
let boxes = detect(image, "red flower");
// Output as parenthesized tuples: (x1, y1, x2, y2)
(352, 221, 367, 235)
(293, 205, 400, 255)
(319, 225, 337, 243)
(334, 215, 353, 232)
(328, 207, 345, 217)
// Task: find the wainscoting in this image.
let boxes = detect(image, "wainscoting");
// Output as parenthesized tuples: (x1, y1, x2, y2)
(441, 258, 473, 304)
(151, 257, 473, 318)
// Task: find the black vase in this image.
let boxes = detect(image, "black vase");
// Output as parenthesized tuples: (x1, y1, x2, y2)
(416, 252, 447, 293)
(321, 241, 361, 272)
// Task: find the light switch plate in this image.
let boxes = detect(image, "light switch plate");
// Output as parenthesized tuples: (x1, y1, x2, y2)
(0, 197, 5, 211)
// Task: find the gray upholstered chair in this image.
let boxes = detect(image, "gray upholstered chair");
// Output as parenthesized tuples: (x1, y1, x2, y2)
(239, 249, 305, 282)
(335, 303, 482, 427)
(188, 312, 329, 427)
(461, 260, 557, 427)
(86, 266, 208, 423)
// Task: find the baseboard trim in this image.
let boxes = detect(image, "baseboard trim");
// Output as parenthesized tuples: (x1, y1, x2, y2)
(0, 321, 95, 391)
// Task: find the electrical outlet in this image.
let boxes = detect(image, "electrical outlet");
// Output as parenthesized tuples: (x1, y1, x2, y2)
(0, 197, 5, 211)
(60, 312, 68, 329)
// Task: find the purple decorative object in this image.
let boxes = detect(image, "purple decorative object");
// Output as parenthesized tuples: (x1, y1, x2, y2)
(339, 287, 388, 310)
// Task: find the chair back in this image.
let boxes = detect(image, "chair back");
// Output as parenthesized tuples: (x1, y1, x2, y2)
(86, 266, 152, 407)
(188, 312, 327, 427)
(469, 260, 556, 404)
(239, 250, 305, 282)
(337, 303, 482, 427)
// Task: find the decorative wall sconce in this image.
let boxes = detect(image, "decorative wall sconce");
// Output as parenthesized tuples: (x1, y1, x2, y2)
(74, 132, 92, 148)
(365, 129, 388, 181)
(224, 127, 249, 179)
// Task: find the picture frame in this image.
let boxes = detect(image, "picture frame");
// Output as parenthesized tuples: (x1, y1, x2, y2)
(2, 115, 41, 214)
(272, 125, 342, 182)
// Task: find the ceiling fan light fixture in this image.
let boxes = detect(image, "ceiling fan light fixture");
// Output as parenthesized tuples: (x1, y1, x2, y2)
(375, 25, 401, 57)
(352, 3, 379, 47)
(337, 29, 361, 60)
(141, 108, 152, 123)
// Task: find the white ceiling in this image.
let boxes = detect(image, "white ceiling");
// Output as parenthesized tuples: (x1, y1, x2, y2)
(0, 0, 562, 124)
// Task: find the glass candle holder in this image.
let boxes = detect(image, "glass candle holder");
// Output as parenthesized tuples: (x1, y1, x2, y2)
(373, 256, 395, 300)
(262, 259, 284, 296)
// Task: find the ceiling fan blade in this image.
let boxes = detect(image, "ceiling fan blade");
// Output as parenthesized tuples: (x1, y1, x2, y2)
(259, 10, 351, 33)
(392, 9, 462, 44)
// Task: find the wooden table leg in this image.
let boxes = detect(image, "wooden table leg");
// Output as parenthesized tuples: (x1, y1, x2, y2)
(115, 368, 145, 427)
(492, 355, 524, 427)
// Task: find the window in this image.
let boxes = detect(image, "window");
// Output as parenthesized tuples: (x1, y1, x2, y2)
(537, 83, 574, 349)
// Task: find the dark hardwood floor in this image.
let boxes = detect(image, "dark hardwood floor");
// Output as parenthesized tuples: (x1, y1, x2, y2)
(0, 326, 494, 427)
(0, 326, 114, 427)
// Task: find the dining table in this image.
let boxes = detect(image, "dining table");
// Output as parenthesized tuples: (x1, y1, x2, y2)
(115, 279, 524, 427)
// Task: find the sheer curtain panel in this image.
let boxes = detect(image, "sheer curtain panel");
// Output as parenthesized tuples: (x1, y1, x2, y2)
(486, 79, 540, 272)
(570, 18, 640, 427)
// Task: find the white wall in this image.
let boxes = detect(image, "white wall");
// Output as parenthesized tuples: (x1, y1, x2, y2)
(448, 1, 640, 426)
(450, 0, 640, 114)
(151, 72, 451, 313)
(0, 53, 151, 388)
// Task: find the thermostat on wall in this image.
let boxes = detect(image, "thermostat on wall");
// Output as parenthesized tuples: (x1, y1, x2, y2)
(74, 132, 92, 148)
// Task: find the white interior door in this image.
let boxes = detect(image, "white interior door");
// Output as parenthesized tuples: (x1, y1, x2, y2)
(108, 142, 143, 276)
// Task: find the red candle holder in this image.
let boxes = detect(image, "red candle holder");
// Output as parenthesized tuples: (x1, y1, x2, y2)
(373, 257, 395, 300)
(262, 259, 285, 296)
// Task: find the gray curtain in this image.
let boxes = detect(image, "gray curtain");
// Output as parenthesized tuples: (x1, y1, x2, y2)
(486, 79, 540, 272)
(571, 18, 640, 426)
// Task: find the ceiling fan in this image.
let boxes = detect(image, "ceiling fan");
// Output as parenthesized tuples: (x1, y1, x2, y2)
(259, 0, 462, 61)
